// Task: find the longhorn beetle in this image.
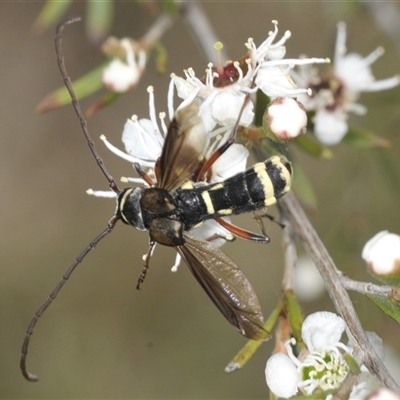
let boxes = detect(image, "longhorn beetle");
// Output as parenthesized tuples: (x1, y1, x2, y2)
(20, 17, 293, 381)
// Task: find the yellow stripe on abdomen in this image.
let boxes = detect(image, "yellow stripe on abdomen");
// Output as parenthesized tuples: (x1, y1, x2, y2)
(253, 163, 276, 206)
(201, 191, 215, 214)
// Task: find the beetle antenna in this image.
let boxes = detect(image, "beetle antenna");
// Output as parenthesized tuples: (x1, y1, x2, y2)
(20, 216, 119, 381)
(21, 17, 123, 382)
(55, 16, 120, 194)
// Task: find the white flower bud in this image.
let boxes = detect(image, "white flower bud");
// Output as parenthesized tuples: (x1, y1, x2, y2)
(265, 353, 298, 398)
(362, 231, 400, 277)
(367, 388, 400, 400)
(264, 97, 307, 142)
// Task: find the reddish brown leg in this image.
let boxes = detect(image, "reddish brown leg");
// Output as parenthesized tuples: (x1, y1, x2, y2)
(216, 218, 270, 243)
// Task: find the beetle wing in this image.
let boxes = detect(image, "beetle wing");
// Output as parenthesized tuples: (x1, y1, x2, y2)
(156, 101, 209, 191)
(176, 236, 268, 340)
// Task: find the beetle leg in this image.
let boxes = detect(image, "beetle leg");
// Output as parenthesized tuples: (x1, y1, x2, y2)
(136, 241, 157, 289)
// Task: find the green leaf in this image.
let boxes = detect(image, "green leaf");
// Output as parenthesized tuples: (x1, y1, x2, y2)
(285, 290, 305, 344)
(86, 0, 114, 45)
(294, 133, 333, 159)
(292, 160, 318, 211)
(32, 0, 72, 33)
(366, 290, 400, 324)
(224, 298, 284, 373)
(36, 63, 107, 113)
(342, 126, 391, 149)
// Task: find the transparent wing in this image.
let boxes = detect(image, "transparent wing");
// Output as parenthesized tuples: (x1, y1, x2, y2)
(156, 101, 209, 191)
(176, 236, 268, 340)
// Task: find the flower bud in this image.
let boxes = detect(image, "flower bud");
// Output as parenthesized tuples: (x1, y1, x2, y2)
(263, 97, 307, 142)
(362, 231, 400, 285)
(367, 388, 400, 400)
(265, 353, 298, 398)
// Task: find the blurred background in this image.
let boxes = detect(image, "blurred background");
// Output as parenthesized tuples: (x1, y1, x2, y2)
(1, 2, 400, 399)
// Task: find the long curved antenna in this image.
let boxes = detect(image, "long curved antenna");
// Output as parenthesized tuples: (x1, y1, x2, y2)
(20, 215, 119, 381)
(21, 17, 122, 382)
(55, 16, 120, 194)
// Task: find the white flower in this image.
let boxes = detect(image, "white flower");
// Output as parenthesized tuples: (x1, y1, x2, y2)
(171, 20, 327, 133)
(171, 65, 255, 133)
(334, 22, 399, 94)
(292, 22, 400, 146)
(102, 39, 146, 93)
(362, 231, 400, 276)
(265, 311, 378, 399)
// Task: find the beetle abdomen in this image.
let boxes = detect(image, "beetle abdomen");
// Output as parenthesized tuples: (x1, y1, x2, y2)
(176, 155, 292, 228)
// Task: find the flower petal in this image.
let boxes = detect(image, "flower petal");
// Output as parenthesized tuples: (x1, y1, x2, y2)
(210, 90, 254, 128)
(122, 117, 163, 163)
(301, 311, 345, 351)
(210, 144, 249, 183)
(188, 219, 233, 248)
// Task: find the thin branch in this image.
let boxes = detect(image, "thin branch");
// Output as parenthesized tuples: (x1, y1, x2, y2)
(280, 211, 297, 292)
(340, 274, 394, 297)
(279, 192, 400, 393)
(141, 13, 174, 49)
